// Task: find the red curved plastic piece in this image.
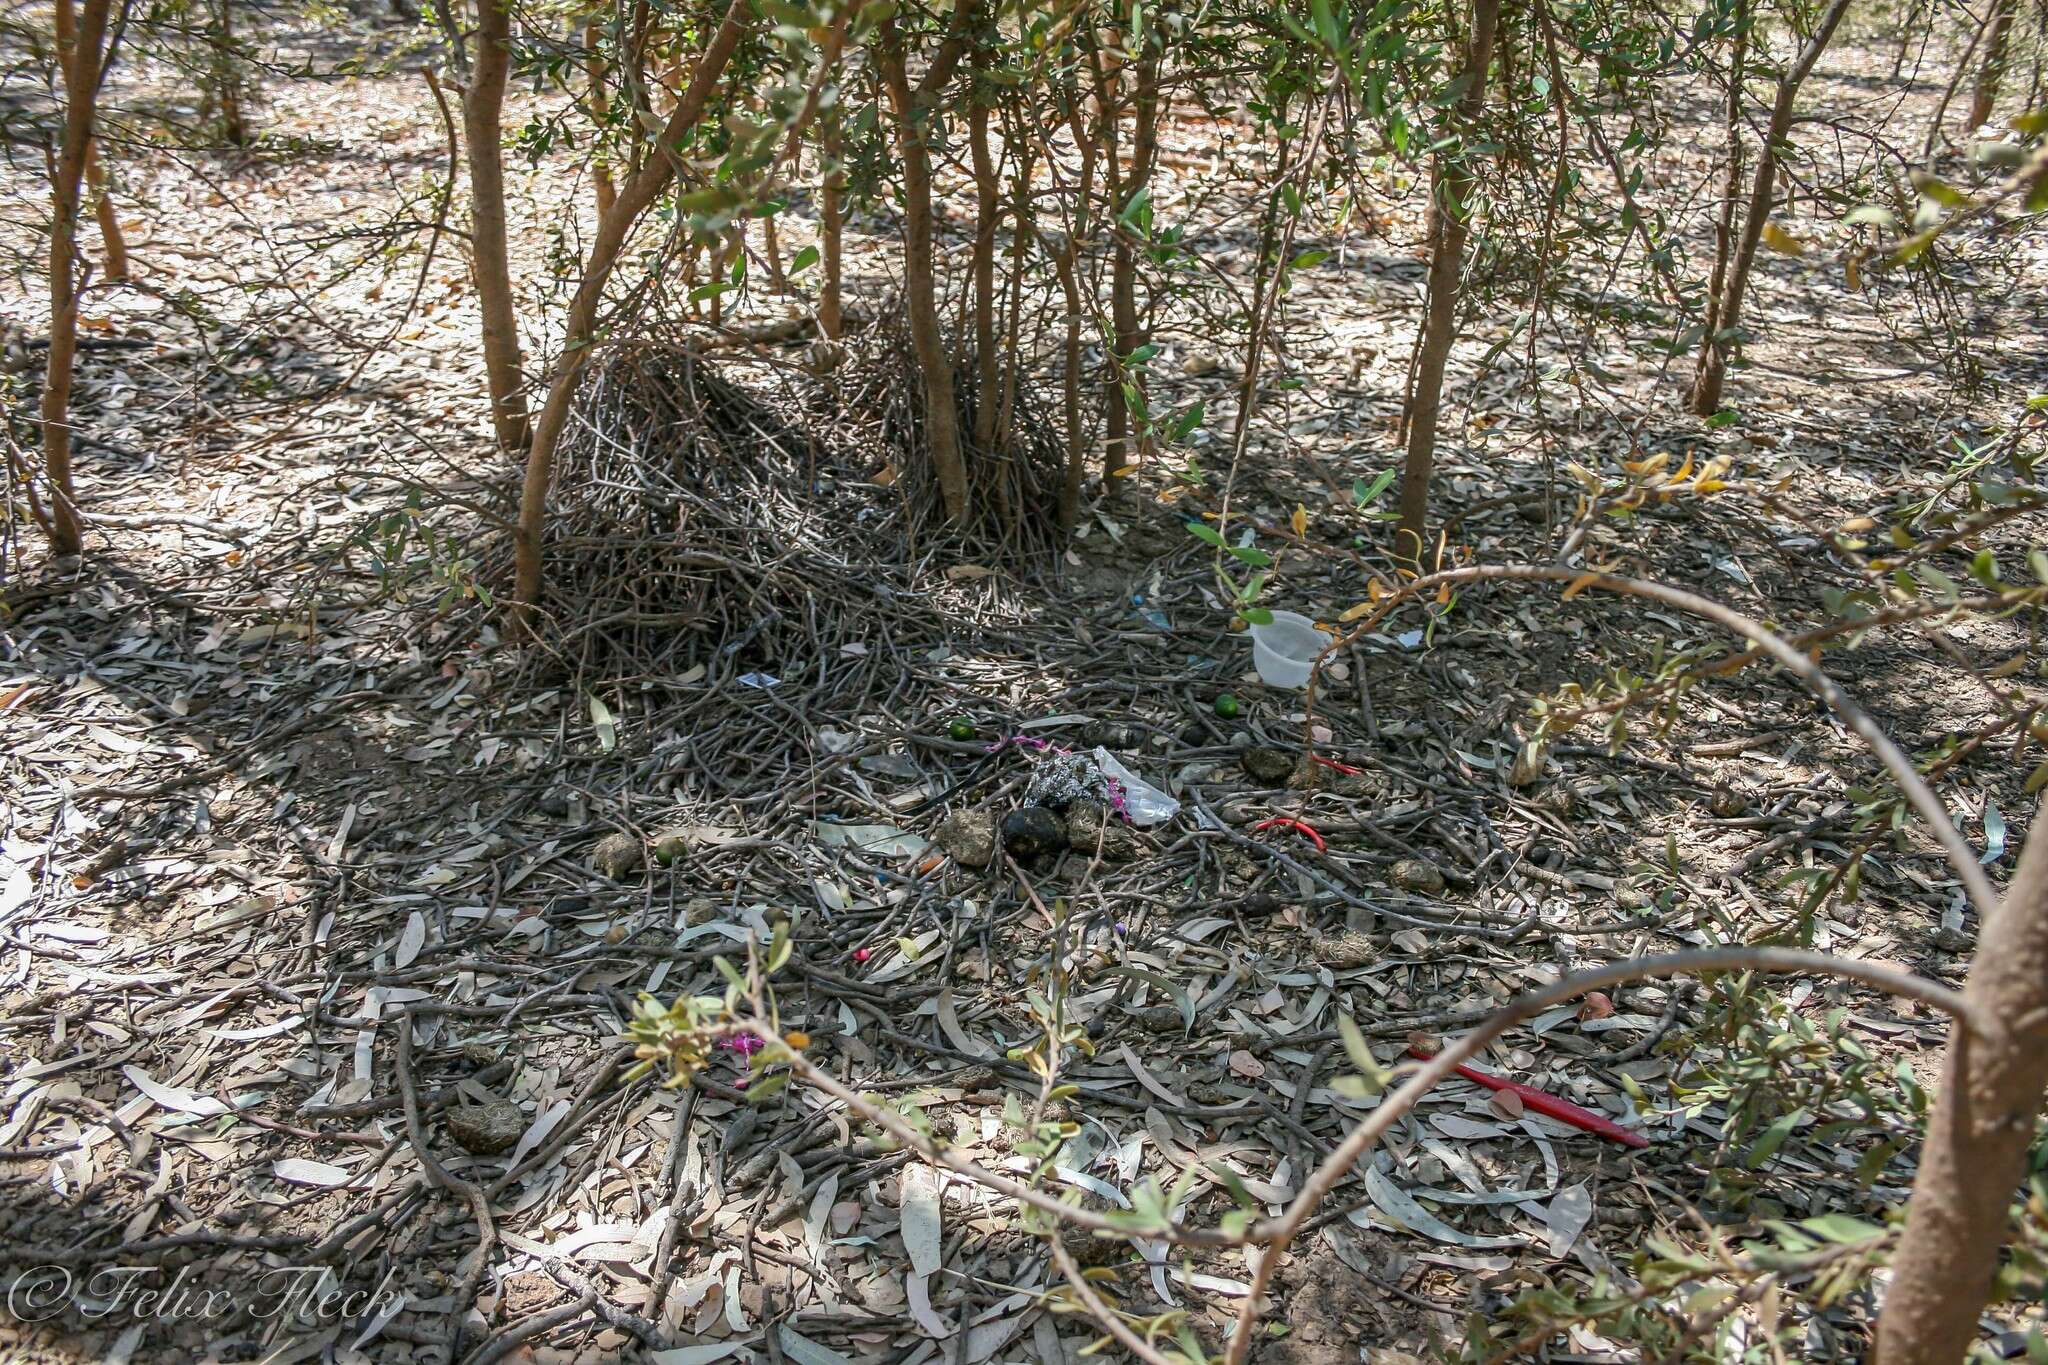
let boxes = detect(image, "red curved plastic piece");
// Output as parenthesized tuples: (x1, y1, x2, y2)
(1406, 1043, 1650, 1149)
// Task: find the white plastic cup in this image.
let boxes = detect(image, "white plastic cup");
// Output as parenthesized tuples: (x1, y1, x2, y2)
(1248, 611, 1331, 690)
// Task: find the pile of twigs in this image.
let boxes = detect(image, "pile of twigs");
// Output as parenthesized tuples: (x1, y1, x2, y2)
(541, 341, 915, 679)
(830, 313, 1070, 561)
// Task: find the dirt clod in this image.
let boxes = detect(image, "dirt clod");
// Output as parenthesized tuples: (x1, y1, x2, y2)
(446, 1101, 525, 1155)
(591, 832, 643, 879)
(937, 809, 999, 868)
(1387, 858, 1447, 895)
(1241, 746, 1298, 784)
(1001, 807, 1068, 861)
(1065, 803, 1141, 861)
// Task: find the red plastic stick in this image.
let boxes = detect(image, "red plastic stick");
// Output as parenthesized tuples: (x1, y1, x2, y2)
(1407, 1043, 1649, 1149)
(1252, 816, 1326, 852)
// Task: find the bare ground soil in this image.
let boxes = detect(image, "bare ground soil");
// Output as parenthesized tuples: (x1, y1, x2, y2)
(0, 11, 2044, 1364)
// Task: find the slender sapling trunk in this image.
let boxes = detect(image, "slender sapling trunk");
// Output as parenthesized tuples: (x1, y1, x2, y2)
(510, 0, 752, 629)
(465, 0, 529, 453)
(1689, 0, 1853, 416)
(40, 0, 115, 558)
(1394, 0, 1501, 566)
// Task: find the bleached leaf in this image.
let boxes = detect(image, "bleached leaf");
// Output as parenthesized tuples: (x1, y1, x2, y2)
(777, 1326, 855, 1365)
(394, 911, 426, 968)
(506, 1099, 569, 1169)
(274, 1158, 353, 1187)
(123, 1066, 228, 1116)
(901, 1167, 942, 1276)
(651, 1347, 746, 1365)
(1544, 1182, 1595, 1257)
(1363, 1167, 1523, 1247)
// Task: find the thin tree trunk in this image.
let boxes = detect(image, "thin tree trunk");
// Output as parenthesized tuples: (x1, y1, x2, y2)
(1891, 0, 1923, 80)
(878, 22, 973, 523)
(760, 210, 787, 291)
(510, 0, 752, 629)
(40, 0, 114, 559)
(997, 127, 1034, 449)
(85, 136, 128, 281)
(1110, 42, 1160, 474)
(1875, 797, 2048, 1365)
(1081, 31, 1127, 482)
(1695, 0, 1748, 411)
(1969, 0, 2019, 129)
(1925, 8, 1991, 159)
(1055, 78, 1098, 529)
(585, 21, 616, 217)
(213, 0, 248, 145)
(1688, 0, 1851, 417)
(466, 0, 528, 453)
(1053, 243, 1086, 529)
(1394, 0, 1501, 567)
(968, 49, 1001, 451)
(819, 105, 844, 340)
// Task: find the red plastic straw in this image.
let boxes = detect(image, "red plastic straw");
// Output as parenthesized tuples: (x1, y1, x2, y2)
(1407, 1043, 1650, 1149)
(1252, 816, 1326, 852)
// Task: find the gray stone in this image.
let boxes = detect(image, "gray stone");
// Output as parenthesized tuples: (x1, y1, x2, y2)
(1241, 746, 1297, 784)
(1065, 803, 1141, 861)
(446, 1101, 525, 1156)
(936, 809, 998, 868)
(1387, 858, 1446, 896)
(1001, 807, 1068, 861)
(592, 832, 643, 879)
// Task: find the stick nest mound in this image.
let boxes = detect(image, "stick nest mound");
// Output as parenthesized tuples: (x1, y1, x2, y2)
(538, 320, 1066, 676)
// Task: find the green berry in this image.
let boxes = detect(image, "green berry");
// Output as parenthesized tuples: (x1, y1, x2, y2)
(949, 719, 977, 742)
(1214, 693, 1241, 719)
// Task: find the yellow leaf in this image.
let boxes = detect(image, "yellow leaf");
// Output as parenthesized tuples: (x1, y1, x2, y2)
(1339, 601, 1375, 622)
(1761, 222, 1808, 255)
(1109, 464, 1139, 479)
(1561, 573, 1600, 600)
(1669, 452, 1694, 485)
(1291, 503, 1308, 538)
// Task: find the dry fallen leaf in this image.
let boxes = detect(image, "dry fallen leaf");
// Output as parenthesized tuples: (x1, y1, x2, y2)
(1227, 1049, 1266, 1080)
(1488, 1089, 1525, 1121)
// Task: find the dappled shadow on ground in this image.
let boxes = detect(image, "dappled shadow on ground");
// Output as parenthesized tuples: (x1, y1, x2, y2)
(2, 20, 2044, 1365)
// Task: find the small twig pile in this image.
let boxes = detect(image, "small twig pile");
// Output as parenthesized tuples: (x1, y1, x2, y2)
(541, 341, 915, 679)
(833, 312, 1069, 560)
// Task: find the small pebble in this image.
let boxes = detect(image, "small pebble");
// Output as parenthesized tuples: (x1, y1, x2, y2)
(1001, 807, 1069, 861)
(1388, 858, 1447, 896)
(445, 1100, 525, 1156)
(592, 832, 643, 880)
